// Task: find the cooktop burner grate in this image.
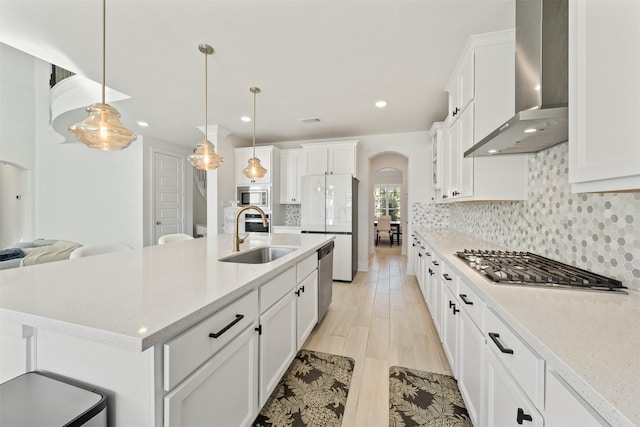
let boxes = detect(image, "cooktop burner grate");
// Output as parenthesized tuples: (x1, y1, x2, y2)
(456, 249, 627, 293)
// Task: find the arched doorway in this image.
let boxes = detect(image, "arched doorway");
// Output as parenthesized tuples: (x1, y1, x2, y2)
(368, 153, 408, 255)
(0, 161, 32, 247)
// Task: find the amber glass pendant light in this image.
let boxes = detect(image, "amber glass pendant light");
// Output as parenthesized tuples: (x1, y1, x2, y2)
(242, 87, 267, 180)
(68, 0, 137, 150)
(188, 44, 224, 170)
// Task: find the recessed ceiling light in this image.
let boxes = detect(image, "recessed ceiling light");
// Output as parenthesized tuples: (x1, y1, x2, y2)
(241, 116, 252, 122)
(524, 128, 537, 133)
(375, 100, 388, 108)
(137, 121, 149, 127)
(488, 149, 498, 154)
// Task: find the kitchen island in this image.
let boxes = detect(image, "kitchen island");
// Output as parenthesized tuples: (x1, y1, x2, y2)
(413, 228, 640, 427)
(0, 233, 332, 427)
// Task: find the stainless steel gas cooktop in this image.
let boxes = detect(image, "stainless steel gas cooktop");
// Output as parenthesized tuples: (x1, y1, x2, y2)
(456, 250, 627, 294)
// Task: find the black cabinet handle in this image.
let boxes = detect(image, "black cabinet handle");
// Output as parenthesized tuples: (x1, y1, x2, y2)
(453, 307, 459, 315)
(442, 194, 448, 199)
(429, 269, 435, 276)
(489, 332, 514, 354)
(301, 285, 305, 293)
(459, 294, 474, 305)
(432, 261, 439, 266)
(295, 289, 301, 297)
(443, 273, 452, 281)
(418, 253, 423, 257)
(209, 314, 244, 339)
(412, 243, 416, 247)
(449, 300, 455, 309)
(452, 191, 460, 197)
(425, 252, 431, 257)
(516, 408, 533, 424)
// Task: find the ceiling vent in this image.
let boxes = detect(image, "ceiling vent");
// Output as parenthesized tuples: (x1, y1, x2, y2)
(300, 117, 321, 124)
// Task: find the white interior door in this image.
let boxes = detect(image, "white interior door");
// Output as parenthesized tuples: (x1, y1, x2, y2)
(154, 151, 184, 244)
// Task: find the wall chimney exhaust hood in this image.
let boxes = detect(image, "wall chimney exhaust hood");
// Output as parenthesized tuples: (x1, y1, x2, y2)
(465, 0, 568, 158)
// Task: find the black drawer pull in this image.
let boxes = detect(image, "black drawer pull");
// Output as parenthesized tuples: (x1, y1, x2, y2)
(516, 408, 533, 424)
(295, 289, 301, 296)
(459, 294, 474, 305)
(429, 270, 435, 276)
(449, 300, 455, 309)
(443, 273, 452, 281)
(412, 243, 416, 247)
(489, 332, 514, 354)
(432, 260, 439, 266)
(453, 307, 459, 315)
(425, 252, 431, 257)
(301, 285, 305, 293)
(418, 253, 423, 257)
(209, 314, 244, 339)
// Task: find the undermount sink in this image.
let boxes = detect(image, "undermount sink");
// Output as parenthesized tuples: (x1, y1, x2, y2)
(219, 246, 296, 264)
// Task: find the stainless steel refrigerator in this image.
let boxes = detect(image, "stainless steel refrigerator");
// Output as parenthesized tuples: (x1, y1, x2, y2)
(301, 174, 358, 282)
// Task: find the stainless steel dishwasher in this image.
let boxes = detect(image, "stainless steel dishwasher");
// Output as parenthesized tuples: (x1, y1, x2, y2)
(317, 240, 334, 322)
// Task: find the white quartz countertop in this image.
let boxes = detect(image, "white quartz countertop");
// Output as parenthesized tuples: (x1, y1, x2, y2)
(0, 233, 332, 352)
(414, 228, 640, 427)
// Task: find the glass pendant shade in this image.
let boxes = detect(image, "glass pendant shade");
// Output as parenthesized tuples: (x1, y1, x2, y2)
(68, 0, 136, 150)
(243, 156, 267, 179)
(243, 86, 267, 180)
(69, 103, 137, 150)
(188, 139, 224, 171)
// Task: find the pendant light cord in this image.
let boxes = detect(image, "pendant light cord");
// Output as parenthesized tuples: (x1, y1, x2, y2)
(252, 90, 256, 158)
(204, 49, 208, 142)
(101, 0, 106, 105)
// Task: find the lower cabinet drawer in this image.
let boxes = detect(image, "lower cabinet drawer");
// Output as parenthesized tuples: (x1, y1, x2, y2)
(164, 290, 259, 391)
(485, 308, 545, 407)
(458, 279, 484, 331)
(164, 325, 259, 427)
(260, 266, 296, 312)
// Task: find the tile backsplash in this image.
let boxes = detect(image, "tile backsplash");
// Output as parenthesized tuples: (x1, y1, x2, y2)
(284, 204, 301, 226)
(413, 143, 640, 291)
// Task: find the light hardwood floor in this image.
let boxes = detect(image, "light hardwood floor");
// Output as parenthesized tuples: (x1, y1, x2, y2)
(302, 251, 452, 426)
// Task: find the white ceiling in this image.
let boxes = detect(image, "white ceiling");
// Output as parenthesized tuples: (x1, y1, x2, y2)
(0, 0, 515, 148)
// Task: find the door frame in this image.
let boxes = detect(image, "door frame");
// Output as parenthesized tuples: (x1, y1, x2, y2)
(150, 148, 187, 245)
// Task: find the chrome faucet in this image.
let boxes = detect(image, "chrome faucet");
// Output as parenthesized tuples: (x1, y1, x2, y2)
(233, 205, 268, 252)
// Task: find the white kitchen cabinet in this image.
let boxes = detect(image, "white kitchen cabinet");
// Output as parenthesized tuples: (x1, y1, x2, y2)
(296, 269, 318, 348)
(441, 273, 459, 377)
(280, 149, 307, 203)
(431, 254, 444, 338)
(485, 348, 543, 427)
(439, 29, 528, 203)
(430, 122, 444, 201)
(545, 369, 608, 427)
(301, 141, 358, 177)
(259, 290, 297, 406)
(164, 325, 259, 427)
(458, 305, 484, 427)
(446, 50, 474, 123)
(235, 146, 278, 185)
(568, 0, 640, 192)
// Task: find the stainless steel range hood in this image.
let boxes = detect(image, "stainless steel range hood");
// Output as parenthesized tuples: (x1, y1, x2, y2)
(465, 0, 568, 158)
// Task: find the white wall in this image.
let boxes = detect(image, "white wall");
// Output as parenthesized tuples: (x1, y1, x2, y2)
(32, 58, 144, 248)
(0, 43, 36, 171)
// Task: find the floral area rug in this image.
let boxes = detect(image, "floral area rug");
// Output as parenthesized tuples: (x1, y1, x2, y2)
(253, 350, 355, 427)
(389, 366, 472, 427)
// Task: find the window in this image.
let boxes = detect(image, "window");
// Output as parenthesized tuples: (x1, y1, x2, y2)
(374, 185, 401, 221)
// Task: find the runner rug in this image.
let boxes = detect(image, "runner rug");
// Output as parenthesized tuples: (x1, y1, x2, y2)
(389, 366, 472, 426)
(254, 350, 355, 427)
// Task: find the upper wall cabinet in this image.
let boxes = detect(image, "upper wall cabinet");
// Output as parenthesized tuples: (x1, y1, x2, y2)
(568, 1, 640, 193)
(235, 146, 279, 186)
(301, 141, 358, 178)
(280, 149, 307, 204)
(439, 29, 529, 203)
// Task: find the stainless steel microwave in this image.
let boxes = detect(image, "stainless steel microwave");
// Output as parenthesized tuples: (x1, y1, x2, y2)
(237, 186, 270, 209)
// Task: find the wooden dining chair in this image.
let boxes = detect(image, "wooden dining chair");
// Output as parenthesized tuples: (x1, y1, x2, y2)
(376, 215, 393, 247)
